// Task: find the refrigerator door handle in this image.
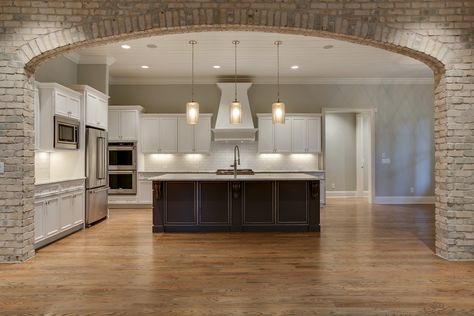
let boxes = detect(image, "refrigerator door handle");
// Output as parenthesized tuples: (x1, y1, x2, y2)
(96, 137, 106, 180)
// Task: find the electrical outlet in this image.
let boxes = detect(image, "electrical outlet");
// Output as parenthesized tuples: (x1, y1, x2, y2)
(381, 158, 391, 164)
(331, 183, 335, 189)
(410, 187, 415, 194)
(0, 162, 4, 174)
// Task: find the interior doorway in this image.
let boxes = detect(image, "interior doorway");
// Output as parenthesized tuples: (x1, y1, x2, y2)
(322, 108, 375, 203)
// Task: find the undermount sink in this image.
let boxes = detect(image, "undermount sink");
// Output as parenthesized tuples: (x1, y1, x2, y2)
(215, 169, 255, 175)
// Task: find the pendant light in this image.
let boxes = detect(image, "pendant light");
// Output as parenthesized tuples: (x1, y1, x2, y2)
(230, 40, 242, 124)
(272, 40, 286, 124)
(186, 40, 199, 124)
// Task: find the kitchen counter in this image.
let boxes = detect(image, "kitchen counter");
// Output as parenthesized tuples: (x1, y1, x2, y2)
(152, 174, 321, 233)
(35, 177, 86, 186)
(149, 172, 322, 181)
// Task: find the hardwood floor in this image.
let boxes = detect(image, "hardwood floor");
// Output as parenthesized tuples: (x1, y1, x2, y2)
(1, 199, 474, 315)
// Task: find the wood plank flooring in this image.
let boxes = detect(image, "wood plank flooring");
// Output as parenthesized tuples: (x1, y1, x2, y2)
(1, 199, 474, 315)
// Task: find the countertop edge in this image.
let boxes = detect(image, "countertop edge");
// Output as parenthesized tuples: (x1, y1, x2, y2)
(35, 177, 86, 186)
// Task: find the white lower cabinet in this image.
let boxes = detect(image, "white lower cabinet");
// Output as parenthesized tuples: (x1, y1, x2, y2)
(34, 180, 85, 248)
(137, 180, 152, 204)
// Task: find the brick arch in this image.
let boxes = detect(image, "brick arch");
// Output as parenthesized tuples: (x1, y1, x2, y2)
(18, 9, 447, 77)
(14, 8, 462, 261)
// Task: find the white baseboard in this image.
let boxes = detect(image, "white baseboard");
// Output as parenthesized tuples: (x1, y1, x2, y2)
(327, 191, 368, 198)
(374, 196, 435, 204)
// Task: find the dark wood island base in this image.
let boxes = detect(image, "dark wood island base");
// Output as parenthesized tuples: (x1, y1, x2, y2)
(152, 180, 320, 233)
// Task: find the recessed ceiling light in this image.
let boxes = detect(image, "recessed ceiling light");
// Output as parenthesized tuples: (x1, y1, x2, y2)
(291, 65, 299, 70)
(121, 44, 131, 49)
(141, 65, 149, 69)
(213, 65, 221, 69)
(146, 44, 157, 48)
(323, 45, 334, 49)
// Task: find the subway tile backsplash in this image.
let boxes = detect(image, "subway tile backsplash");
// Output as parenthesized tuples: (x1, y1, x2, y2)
(143, 142, 320, 172)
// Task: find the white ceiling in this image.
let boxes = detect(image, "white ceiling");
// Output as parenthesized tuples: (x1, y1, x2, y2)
(71, 31, 434, 84)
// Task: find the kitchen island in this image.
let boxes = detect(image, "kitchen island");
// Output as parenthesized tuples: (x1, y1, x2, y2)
(150, 173, 321, 232)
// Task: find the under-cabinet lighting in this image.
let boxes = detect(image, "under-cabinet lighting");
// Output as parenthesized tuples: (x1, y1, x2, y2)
(185, 154, 203, 161)
(37, 152, 50, 161)
(290, 154, 314, 161)
(259, 153, 282, 159)
(150, 154, 173, 161)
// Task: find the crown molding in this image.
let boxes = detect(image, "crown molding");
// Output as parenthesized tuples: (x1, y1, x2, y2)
(64, 53, 116, 66)
(109, 76, 434, 85)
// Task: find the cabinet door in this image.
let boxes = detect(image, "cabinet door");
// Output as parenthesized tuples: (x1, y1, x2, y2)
(165, 182, 196, 224)
(258, 117, 274, 153)
(291, 117, 307, 153)
(44, 197, 60, 237)
(34, 201, 45, 242)
(194, 116, 211, 153)
(60, 194, 74, 231)
(274, 117, 292, 153)
(140, 118, 160, 153)
(86, 93, 98, 127)
(307, 117, 321, 153)
(108, 110, 121, 141)
(54, 91, 69, 117)
(137, 180, 152, 204)
(198, 182, 230, 225)
(159, 117, 178, 153)
(178, 117, 195, 153)
(120, 110, 137, 141)
(72, 192, 85, 225)
(68, 96, 81, 120)
(97, 98, 108, 129)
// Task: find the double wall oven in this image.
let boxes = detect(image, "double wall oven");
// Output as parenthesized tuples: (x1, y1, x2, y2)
(108, 142, 137, 195)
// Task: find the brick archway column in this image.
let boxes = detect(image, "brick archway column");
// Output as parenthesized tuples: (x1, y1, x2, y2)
(0, 52, 35, 262)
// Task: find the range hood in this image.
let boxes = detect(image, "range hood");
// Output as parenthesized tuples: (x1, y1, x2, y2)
(212, 82, 258, 142)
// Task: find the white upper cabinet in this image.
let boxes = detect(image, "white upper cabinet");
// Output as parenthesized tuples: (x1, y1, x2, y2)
(141, 114, 212, 154)
(35, 82, 83, 151)
(178, 115, 212, 153)
(258, 114, 322, 153)
(108, 106, 143, 142)
(69, 85, 109, 130)
(291, 116, 321, 153)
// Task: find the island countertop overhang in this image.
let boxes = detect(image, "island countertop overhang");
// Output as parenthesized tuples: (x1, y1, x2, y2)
(149, 172, 323, 182)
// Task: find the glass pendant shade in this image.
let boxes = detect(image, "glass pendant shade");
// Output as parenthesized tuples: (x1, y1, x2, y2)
(230, 101, 242, 124)
(186, 101, 200, 124)
(272, 101, 285, 124)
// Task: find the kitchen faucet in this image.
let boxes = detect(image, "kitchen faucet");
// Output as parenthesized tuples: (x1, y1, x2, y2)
(230, 145, 240, 178)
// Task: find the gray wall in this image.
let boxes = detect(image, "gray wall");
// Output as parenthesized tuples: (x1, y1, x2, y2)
(325, 113, 357, 191)
(110, 83, 435, 197)
(35, 56, 78, 86)
(77, 64, 109, 95)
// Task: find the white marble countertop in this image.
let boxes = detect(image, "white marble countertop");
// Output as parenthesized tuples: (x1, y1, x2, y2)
(149, 173, 323, 181)
(35, 177, 86, 186)
(139, 170, 325, 174)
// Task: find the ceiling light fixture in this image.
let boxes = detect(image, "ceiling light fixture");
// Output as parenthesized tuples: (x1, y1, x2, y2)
(146, 44, 157, 48)
(186, 40, 199, 125)
(230, 40, 242, 125)
(141, 65, 149, 69)
(272, 41, 285, 124)
(323, 44, 334, 49)
(121, 44, 131, 49)
(291, 65, 299, 70)
(213, 65, 221, 69)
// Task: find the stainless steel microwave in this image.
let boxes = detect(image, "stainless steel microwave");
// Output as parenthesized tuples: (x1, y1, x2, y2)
(54, 116, 79, 150)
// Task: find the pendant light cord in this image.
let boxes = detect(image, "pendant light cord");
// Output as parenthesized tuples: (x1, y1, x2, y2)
(189, 40, 197, 102)
(233, 40, 239, 102)
(275, 41, 282, 102)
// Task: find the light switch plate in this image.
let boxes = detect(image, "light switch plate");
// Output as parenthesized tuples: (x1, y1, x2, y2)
(0, 162, 4, 173)
(381, 158, 391, 164)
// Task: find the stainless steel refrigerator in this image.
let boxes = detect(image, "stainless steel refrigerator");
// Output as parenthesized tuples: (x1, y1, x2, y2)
(85, 127, 109, 226)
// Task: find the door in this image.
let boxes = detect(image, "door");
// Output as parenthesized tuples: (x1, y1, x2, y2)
(178, 116, 195, 153)
(258, 117, 274, 153)
(108, 110, 120, 141)
(54, 91, 69, 117)
(141, 117, 159, 153)
(86, 186, 108, 225)
(34, 201, 45, 242)
(291, 117, 307, 153)
(86, 128, 108, 189)
(159, 117, 178, 152)
(68, 96, 81, 120)
(274, 117, 292, 152)
(86, 93, 98, 127)
(307, 117, 321, 153)
(72, 191, 85, 225)
(60, 193, 74, 231)
(194, 116, 211, 153)
(120, 111, 137, 140)
(97, 98, 108, 129)
(138, 180, 152, 204)
(44, 197, 60, 237)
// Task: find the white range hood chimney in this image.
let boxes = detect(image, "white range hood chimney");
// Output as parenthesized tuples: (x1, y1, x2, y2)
(212, 82, 258, 142)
